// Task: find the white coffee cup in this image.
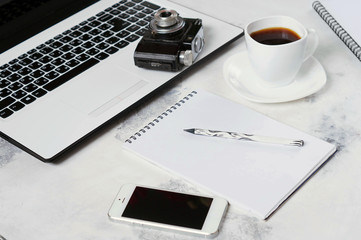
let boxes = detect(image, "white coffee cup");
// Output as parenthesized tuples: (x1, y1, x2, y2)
(245, 16, 319, 87)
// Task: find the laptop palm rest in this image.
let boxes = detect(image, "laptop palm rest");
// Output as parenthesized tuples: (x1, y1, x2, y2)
(56, 63, 148, 117)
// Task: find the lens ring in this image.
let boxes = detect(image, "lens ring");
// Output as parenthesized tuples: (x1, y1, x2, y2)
(154, 9, 178, 27)
(150, 9, 185, 34)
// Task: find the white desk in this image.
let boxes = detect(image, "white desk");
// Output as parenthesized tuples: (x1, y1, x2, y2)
(1, 0, 361, 239)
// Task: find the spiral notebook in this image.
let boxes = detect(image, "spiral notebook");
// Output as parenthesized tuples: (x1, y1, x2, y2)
(123, 90, 336, 219)
(313, 0, 361, 61)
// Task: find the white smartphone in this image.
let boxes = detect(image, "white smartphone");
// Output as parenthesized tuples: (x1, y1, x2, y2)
(108, 184, 228, 238)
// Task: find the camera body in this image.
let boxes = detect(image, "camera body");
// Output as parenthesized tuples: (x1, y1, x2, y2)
(134, 9, 204, 71)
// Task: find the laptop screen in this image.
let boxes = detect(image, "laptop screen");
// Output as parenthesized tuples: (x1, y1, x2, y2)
(0, 0, 99, 54)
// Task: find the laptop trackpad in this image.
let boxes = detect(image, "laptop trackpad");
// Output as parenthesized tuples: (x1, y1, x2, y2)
(58, 65, 148, 116)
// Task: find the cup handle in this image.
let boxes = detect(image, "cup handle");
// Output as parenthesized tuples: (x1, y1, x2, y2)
(303, 28, 319, 61)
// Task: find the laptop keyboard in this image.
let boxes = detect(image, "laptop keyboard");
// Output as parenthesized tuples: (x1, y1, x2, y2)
(0, 0, 161, 119)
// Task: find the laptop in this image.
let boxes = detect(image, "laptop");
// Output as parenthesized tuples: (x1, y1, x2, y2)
(0, 0, 243, 162)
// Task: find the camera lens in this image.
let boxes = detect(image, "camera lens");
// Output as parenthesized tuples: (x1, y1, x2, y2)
(155, 9, 178, 28)
(150, 9, 185, 34)
(159, 11, 172, 18)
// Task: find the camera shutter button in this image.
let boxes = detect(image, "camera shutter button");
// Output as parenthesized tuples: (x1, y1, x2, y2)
(179, 50, 193, 66)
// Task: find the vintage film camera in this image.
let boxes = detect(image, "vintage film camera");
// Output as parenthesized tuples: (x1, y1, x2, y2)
(134, 9, 204, 71)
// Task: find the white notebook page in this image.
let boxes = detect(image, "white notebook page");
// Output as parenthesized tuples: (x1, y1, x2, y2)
(123, 90, 336, 219)
(319, 0, 361, 45)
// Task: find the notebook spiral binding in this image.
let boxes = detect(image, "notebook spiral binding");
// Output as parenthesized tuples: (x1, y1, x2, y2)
(125, 91, 198, 144)
(312, 1, 361, 61)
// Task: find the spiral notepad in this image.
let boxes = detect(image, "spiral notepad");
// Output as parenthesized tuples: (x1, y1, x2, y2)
(123, 90, 336, 219)
(313, 0, 361, 61)
(125, 91, 197, 144)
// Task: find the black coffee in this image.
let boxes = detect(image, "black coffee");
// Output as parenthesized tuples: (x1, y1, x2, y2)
(250, 27, 301, 45)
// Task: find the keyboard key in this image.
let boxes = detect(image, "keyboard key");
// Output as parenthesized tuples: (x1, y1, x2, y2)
(101, 30, 114, 38)
(89, 29, 102, 36)
(105, 46, 119, 54)
(55, 65, 70, 73)
(126, 10, 137, 15)
(88, 20, 101, 27)
(34, 77, 49, 86)
(115, 40, 129, 48)
(44, 71, 60, 80)
(0, 96, 16, 110)
(141, 1, 161, 10)
(8, 64, 22, 72)
(50, 41, 63, 48)
(96, 11, 106, 17)
(98, 14, 113, 22)
(82, 41, 95, 49)
(0, 80, 10, 88)
(18, 58, 33, 66)
(72, 47, 85, 54)
(8, 82, 23, 91)
(136, 28, 146, 36)
(18, 67, 32, 76)
(125, 34, 140, 42)
(29, 52, 43, 60)
(96, 42, 110, 50)
(32, 89, 47, 98)
(99, 23, 112, 30)
(125, 2, 135, 7)
(110, 9, 121, 15)
(51, 58, 65, 66)
(69, 30, 83, 38)
(0, 89, 11, 98)
(0, 70, 12, 78)
(86, 48, 100, 56)
(18, 54, 28, 59)
(23, 83, 38, 93)
(135, 12, 146, 18)
(76, 54, 90, 62)
(49, 50, 63, 58)
(134, 5, 145, 11)
(126, 25, 140, 32)
(9, 59, 18, 64)
(66, 59, 80, 68)
(95, 52, 109, 60)
(12, 90, 27, 99)
(116, 30, 130, 38)
(92, 36, 105, 43)
(69, 39, 83, 47)
(39, 47, 54, 54)
(30, 70, 44, 78)
(136, 20, 148, 27)
(40, 64, 55, 72)
(19, 76, 35, 85)
(109, 18, 131, 32)
(0, 64, 9, 70)
(28, 62, 43, 70)
(39, 56, 53, 64)
(21, 95, 36, 105)
(7, 73, 22, 82)
(106, 36, 120, 44)
(9, 101, 25, 111)
(59, 36, 73, 43)
(62, 52, 76, 60)
(59, 44, 73, 52)
(0, 108, 13, 118)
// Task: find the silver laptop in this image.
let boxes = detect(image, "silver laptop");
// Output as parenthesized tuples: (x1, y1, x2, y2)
(0, 0, 243, 161)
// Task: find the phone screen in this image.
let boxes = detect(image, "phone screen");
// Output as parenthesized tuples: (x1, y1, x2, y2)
(122, 186, 213, 229)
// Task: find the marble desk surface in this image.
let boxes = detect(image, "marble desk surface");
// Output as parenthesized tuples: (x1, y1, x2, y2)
(1, 0, 361, 239)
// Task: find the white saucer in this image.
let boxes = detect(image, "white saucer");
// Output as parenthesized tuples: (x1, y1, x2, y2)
(223, 51, 327, 103)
